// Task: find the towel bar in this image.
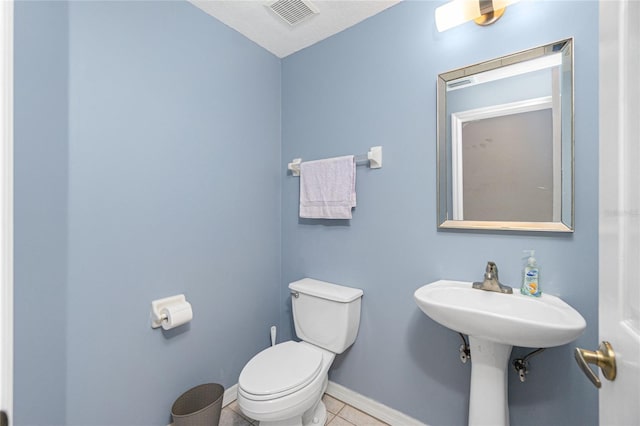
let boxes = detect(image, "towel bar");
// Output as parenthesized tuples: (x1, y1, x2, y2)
(287, 146, 382, 177)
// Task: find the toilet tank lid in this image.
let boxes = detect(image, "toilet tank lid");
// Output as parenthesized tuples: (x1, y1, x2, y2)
(289, 278, 363, 303)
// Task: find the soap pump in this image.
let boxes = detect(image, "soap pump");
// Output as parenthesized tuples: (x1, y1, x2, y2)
(521, 250, 541, 297)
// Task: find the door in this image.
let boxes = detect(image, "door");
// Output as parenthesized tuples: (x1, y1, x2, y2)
(0, 1, 12, 425)
(598, 0, 640, 424)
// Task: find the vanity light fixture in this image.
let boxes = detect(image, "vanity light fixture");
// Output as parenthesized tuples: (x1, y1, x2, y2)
(435, 0, 520, 32)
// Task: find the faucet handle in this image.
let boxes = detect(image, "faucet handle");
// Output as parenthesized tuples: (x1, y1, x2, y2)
(485, 261, 499, 280)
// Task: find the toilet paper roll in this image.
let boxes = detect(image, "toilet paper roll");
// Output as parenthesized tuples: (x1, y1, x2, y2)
(161, 301, 193, 330)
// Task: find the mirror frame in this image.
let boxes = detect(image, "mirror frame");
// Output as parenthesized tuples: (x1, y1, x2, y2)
(437, 38, 574, 233)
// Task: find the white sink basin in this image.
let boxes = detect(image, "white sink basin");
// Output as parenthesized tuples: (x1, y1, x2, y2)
(414, 279, 586, 426)
(414, 279, 586, 348)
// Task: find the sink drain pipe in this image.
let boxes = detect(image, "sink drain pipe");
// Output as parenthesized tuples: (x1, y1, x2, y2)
(512, 348, 546, 382)
(456, 332, 546, 383)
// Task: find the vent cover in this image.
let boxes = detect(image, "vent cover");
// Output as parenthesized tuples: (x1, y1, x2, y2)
(268, 0, 319, 26)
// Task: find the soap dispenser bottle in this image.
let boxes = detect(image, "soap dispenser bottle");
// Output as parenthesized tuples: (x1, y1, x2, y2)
(521, 250, 541, 297)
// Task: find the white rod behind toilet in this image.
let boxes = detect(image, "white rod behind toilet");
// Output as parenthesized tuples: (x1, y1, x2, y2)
(270, 326, 276, 346)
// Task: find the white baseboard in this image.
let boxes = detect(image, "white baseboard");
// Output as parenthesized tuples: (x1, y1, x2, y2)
(222, 381, 426, 426)
(222, 383, 238, 407)
(325, 381, 427, 426)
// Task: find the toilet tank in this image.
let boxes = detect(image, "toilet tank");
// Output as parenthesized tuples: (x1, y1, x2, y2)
(288, 278, 363, 354)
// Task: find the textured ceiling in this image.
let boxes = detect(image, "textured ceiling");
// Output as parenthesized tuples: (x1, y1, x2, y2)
(190, 0, 402, 58)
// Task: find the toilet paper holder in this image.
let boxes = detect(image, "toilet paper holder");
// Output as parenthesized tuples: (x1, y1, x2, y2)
(151, 294, 190, 329)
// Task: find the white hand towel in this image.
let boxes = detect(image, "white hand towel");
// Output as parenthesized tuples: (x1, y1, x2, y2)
(299, 155, 356, 219)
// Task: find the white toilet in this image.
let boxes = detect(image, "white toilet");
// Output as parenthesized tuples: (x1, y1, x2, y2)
(237, 278, 364, 426)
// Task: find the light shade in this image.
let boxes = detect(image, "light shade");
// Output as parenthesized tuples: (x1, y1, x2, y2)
(435, 0, 520, 32)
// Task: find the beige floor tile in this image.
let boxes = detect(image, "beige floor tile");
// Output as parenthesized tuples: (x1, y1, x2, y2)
(327, 414, 356, 426)
(226, 401, 256, 424)
(227, 400, 242, 413)
(223, 396, 390, 426)
(219, 407, 253, 426)
(323, 394, 346, 414)
(336, 405, 388, 426)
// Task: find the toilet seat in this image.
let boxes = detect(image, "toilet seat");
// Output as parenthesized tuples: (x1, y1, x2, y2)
(239, 341, 323, 401)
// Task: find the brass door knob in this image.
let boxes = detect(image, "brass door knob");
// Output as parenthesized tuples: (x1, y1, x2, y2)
(574, 341, 617, 388)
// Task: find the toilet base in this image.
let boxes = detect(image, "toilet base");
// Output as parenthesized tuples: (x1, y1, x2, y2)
(258, 400, 327, 426)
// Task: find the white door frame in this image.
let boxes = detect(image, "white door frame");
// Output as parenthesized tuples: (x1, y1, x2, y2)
(0, 0, 14, 422)
(450, 96, 558, 221)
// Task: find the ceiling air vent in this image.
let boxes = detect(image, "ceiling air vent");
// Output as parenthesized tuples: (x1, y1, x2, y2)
(268, 0, 319, 26)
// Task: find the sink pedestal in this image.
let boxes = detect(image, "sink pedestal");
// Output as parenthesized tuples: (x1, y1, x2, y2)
(468, 337, 512, 426)
(414, 280, 587, 426)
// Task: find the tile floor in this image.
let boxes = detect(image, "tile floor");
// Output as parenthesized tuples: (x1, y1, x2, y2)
(220, 394, 389, 426)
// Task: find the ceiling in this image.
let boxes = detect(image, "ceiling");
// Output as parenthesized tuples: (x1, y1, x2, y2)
(190, 0, 402, 58)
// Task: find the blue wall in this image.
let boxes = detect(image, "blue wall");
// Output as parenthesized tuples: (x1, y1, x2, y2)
(281, 1, 599, 425)
(15, 1, 282, 424)
(14, 1, 69, 424)
(14, 0, 600, 425)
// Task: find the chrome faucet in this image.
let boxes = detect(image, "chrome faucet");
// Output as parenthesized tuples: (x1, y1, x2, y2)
(472, 261, 513, 294)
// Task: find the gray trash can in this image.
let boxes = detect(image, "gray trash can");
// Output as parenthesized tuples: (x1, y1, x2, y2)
(171, 383, 224, 426)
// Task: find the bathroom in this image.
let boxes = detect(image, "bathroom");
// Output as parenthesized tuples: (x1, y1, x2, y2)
(5, 0, 637, 425)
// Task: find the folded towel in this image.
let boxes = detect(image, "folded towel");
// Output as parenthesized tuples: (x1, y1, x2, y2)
(299, 155, 356, 219)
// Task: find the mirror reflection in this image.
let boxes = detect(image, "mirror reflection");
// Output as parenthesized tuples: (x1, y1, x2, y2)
(437, 39, 574, 232)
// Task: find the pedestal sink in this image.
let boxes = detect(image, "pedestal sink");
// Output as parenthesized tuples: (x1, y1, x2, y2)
(414, 280, 586, 426)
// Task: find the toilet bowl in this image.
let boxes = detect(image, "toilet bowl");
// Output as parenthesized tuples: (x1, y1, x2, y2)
(238, 341, 335, 425)
(237, 278, 363, 426)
